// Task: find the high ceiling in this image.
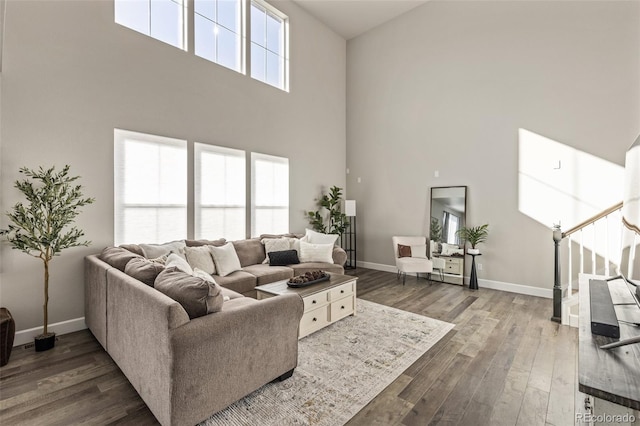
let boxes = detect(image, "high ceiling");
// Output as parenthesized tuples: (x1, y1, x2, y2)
(291, 0, 430, 40)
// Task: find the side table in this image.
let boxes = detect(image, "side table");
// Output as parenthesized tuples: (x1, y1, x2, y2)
(468, 253, 482, 290)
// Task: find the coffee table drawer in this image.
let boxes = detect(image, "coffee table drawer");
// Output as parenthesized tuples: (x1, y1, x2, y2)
(329, 282, 353, 301)
(303, 291, 329, 312)
(330, 295, 354, 322)
(299, 306, 330, 338)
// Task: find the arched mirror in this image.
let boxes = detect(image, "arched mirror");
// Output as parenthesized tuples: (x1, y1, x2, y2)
(430, 186, 467, 285)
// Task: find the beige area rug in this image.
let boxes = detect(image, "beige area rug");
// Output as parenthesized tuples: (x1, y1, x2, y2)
(200, 299, 455, 426)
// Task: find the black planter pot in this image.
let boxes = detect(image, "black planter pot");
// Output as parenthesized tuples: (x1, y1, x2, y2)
(34, 332, 56, 352)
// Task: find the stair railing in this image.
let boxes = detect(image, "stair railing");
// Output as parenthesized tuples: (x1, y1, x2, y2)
(552, 202, 623, 322)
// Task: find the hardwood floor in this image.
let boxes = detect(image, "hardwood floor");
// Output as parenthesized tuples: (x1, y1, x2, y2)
(0, 268, 577, 425)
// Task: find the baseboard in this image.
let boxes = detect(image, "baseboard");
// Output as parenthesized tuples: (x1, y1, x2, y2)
(357, 261, 552, 299)
(13, 317, 87, 347)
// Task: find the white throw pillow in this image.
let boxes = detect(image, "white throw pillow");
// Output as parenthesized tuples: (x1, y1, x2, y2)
(299, 240, 334, 263)
(165, 253, 193, 275)
(261, 238, 293, 264)
(184, 245, 216, 274)
(305, 228, 339, 245)
(209, 243, 243, 277)
(140, 240, 186, 259)
(410, 244, 428, 259)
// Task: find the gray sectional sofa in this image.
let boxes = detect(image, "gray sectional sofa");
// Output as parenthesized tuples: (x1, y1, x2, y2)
(84, 235, 347, 426)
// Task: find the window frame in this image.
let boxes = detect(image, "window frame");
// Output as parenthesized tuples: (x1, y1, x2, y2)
(250, 152, 290, 237)
(249, 0, 289, 91)
(114, 128, 188, 245)
(194, 142, 247, 240)
(114, 0, 188, 51)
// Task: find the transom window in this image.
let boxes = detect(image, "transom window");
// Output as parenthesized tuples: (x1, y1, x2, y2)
(194, 0, 244, 72)
(250, 0, 288, 91)
(115, 0, 187, 50)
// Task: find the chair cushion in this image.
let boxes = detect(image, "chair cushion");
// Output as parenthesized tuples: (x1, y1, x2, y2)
(396, 257, 433, 273)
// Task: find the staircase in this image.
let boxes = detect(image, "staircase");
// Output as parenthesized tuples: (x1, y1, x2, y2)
(552, 202, 624, 327)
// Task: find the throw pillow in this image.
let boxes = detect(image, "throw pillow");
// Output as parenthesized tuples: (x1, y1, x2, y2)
(209, 242, 242, 277)
(299, 240, 334, 263)
(184, 245, 216, 275)
(154, 267, 224, 319)
(410, 244, 428, 259)
(305, 228, 339, 245)
(99, 246, 142, 272)
(124, 257, 165, 287)
(139, 240, 186, 259)
(261, 237, 293, 264)
(165, 253, 193, 275)
(269, 249, 300, 266)
(192, 268, 229, 302)
(397, 244, 412, 258)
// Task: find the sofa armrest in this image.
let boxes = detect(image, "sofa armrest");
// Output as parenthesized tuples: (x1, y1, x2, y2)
(332, 246, 347, 266)
(168, 293, 303, 425)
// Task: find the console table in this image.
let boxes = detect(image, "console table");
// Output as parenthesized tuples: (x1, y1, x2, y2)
(578, 278, 640, 424)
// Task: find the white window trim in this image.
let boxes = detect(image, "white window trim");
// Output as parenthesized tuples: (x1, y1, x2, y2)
(194, 142, 247, 240)
(114, 128, 188, 245)
(251, 152, 289, 237)
(250, 0, 289, 92)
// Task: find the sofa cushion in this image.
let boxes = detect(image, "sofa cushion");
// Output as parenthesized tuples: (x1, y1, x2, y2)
(212, 271, 257, 295)
(185, 238, 226, 247)
(154, 267, 224, 319)
(210, 243, 243, 277)
(140, 240, 186, 258)
(119, 243, 144, 256)
(124, 257, 165, 287)
(299, 241, 334, 263)
(242, 264, 294, 286)
(268, 249, 300, 266)
(184, 245, 216, 275)
(289, 262, 344, 275)
(232, 238, 265, 267)
(99, 246, 142, 272)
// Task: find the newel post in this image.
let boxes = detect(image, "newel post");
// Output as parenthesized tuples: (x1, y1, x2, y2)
(551, 226, 563, 323)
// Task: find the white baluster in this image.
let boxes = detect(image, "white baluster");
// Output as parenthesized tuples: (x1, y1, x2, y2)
(568, 234, 573, 295)
(580, 229, 584, 275)
(605, 214, 610, 277)
(592, 223, 596, 275)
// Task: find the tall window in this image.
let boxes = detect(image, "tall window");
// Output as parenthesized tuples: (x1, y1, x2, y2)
(114, 129, 187, 245)
(195, 143, 246, 240)
(251, 153, 289, 236)
(250, 0, 288, 91)
(194, 0, 243, 72)
(115, 0, 187, 49)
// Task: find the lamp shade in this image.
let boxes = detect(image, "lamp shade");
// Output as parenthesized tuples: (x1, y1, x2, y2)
(623, 135, 640, 235)
(345, 200, 356, 217)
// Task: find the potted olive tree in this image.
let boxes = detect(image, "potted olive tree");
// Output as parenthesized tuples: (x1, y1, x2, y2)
(456, 224, 489, 255)
(0, 166, 94, 351)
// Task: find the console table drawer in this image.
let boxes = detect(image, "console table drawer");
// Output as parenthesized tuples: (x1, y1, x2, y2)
(300, 306, 330, 337)
(303, 291, 329, 312)
(329, 282, 353, 301)
(330, 295, 354, 322)
(445, 258, 462, 275)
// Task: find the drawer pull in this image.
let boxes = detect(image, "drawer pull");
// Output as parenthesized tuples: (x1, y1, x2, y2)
(341, 306, 345, 310)
(312, 318, 317, 322)
(312, 300, 316, 304)
(340, 290, 345, 294)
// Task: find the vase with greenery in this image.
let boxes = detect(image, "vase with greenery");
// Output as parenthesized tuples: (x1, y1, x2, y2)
(0, 166, 94, 351)
(456, 224, 489, 255)
(306, 185, 348, 236)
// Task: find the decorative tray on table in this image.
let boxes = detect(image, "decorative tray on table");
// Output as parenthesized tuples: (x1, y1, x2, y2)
(287, 270, 329, 288)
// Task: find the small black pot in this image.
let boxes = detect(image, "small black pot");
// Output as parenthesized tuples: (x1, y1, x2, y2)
(34, 332, 56, 352)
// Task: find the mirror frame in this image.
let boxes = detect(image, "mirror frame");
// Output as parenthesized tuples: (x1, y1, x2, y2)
(430, 186, 467, 285)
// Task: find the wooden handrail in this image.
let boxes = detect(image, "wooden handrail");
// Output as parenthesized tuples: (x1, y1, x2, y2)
(562, 202, 623, 238)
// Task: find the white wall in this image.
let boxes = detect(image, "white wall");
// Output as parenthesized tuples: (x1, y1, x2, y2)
(346, 1, 640, 289)
(0, 0, 345, 331)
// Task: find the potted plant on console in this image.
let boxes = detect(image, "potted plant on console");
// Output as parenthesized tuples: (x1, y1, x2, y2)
(1, 166, 94, 351)
(456, 224, 489, 255)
